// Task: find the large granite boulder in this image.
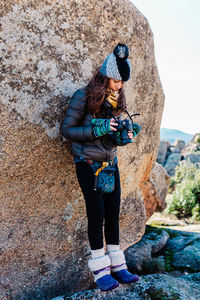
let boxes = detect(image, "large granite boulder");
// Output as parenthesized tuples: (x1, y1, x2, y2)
(171, 139, 185, 153)
(142, 163, 170, 219)
(149, 163, 170, 214)
(157, 140, 171, 165)
(185, 153, 200, 165)
(168, 234, 200, 272)
(125, 229, 169, 273)
(0, 0, 164, 298)
(125, 226, 200, 275)
(164, 153, 183, 176)
(182, 134, 200, 155)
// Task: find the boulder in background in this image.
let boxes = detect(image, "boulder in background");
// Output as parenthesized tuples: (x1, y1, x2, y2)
(156, 140, 171, 165)
(171, 139, 185, 153)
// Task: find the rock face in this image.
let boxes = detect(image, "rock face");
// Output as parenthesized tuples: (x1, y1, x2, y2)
(156, 140, 185, 176)
(185, 153, 200, 164)
(125, 229, 169, 272)
(164, 153, 183, 176)
(149, 163, 170, 212)
(166, 233, 200, 272)
(171, 139, 185, 153)
(157, 140, 170, 165)
(0, 0, 164, 298)
(126, 226, 200, 274)
(141, 163, 170, 219)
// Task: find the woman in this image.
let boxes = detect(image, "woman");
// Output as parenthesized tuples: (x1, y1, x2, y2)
(61, 43, 141, 291)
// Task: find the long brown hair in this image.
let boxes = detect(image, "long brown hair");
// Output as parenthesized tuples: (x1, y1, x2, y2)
(86, 67, 126, 117)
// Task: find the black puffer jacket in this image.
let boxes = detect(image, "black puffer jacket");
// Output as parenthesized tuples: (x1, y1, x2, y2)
(61, 88, 118, 162)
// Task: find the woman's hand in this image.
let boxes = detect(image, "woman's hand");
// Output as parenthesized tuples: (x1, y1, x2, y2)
(128, 131, 133, 140)
(91, 118, 118, 138)
(109, 118, 118, 131)
(111, 120, 134, 141)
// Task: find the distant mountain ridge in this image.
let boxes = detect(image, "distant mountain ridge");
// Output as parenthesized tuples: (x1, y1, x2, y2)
(160, 128, 193, 144)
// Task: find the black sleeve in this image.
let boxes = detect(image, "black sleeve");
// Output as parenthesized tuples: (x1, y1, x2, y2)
(61, 89, 94, 142)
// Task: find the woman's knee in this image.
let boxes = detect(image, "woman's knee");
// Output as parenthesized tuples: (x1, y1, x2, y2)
(87, 212, 105, 225)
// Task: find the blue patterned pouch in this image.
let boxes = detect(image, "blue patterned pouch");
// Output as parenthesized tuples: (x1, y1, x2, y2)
(93, 165, 116, 193)
(90, 159, 117, 194)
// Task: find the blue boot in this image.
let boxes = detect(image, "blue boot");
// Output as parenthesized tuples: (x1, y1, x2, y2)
(96, 274, 119, 291)
(112, 269, 139, 283)
(88, 254, 119, 291)
(107, 249, 139, 284)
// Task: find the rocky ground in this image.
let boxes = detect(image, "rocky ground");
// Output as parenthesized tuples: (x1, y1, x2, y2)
(54, 273, 200, 299)
(51, 212, 200, 300)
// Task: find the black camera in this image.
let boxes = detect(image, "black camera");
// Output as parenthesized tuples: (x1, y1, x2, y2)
(114, 118, 133, 144)
(103, 100, 140, 145)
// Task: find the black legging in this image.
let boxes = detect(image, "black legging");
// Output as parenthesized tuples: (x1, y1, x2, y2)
(75, 161, 121, 250)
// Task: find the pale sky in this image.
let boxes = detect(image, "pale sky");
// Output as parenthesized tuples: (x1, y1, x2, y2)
(132, 0, 200, 134)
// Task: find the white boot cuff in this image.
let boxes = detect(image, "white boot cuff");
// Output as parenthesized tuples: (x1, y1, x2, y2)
(88, 255, 111, 282)
(108, 250, 127, 273)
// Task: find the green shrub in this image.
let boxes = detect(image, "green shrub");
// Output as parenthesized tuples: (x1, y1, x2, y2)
(194, 135, 200, 143)
(191, 204, 200, 221)
(142, 257, 165, 274)
(166, 160, 200, 219)
(173, 160, 197, 184)
(167, 180, 197, 218)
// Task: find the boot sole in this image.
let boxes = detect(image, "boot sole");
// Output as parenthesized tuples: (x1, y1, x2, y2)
(100, 281, 119, 291)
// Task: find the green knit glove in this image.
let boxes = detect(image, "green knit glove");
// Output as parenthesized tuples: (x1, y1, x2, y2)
(91, 119, 112, 138)
(114, 131, 123, 145)
(132, 123, 142, 137)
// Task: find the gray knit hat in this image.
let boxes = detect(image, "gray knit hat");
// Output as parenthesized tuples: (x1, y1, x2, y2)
(99, 43, 131, 81)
